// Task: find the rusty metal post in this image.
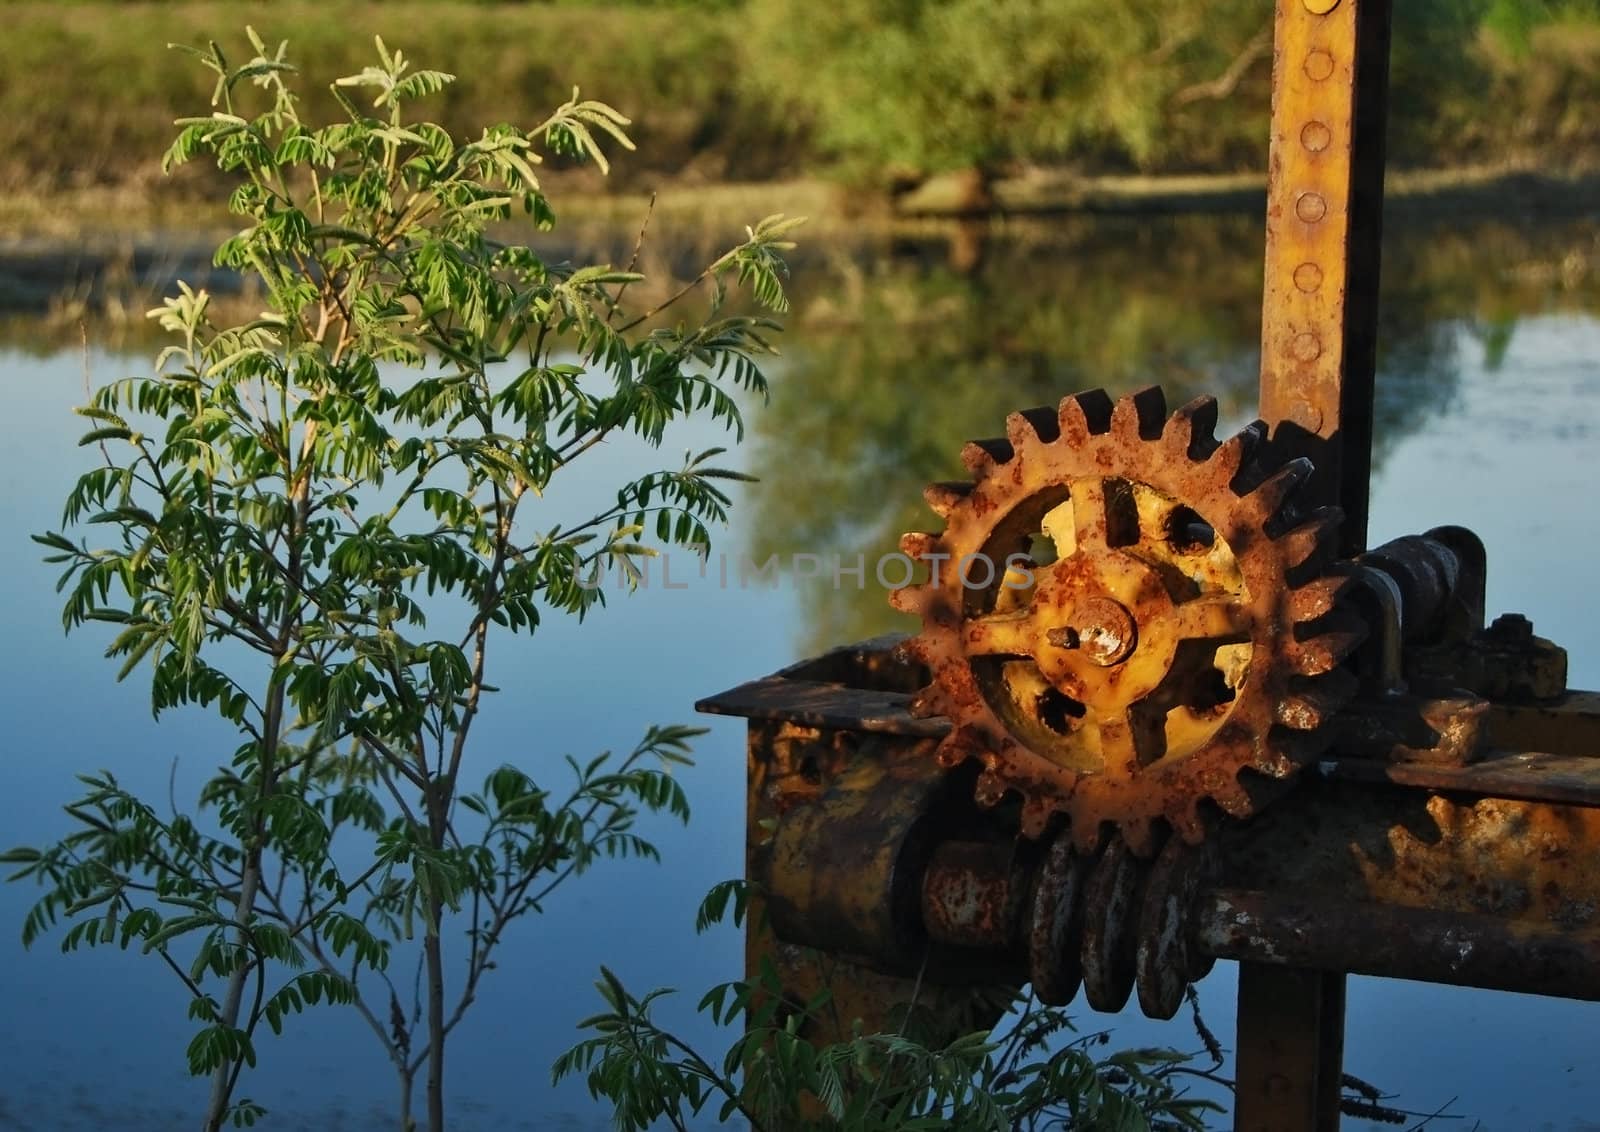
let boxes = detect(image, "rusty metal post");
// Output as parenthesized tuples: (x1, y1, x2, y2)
(1245, 1, 1392, 1129)
(1258, 0, 1392, 555)
(1236, 965, 1347, 1132)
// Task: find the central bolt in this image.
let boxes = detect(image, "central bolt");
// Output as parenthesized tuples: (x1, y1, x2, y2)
(1048, 596, 1138, 666)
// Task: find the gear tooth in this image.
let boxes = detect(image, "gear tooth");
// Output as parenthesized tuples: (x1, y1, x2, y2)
(1166, 802, 1207, 845)
(932, 727, 971, 762)
(1206, 419, 1267, 484)
(1252, 748, 1298, 777)
(1164, 396, 1221, 460)
(1057, 388, 1114, 444)
(975, 769, 1010, 808)
(1280, 506, 1343, 571)
(1111, 385, 1168, 443)
(935, 744, 968, 768)
(1274, 692, 1330, 731)
(1274, 669, 1357, 731)
(898, 531, 942, 560)
(1210, 775, 1254, 818)
(1289, 573, 1353, 622)
(887, 583, 926, 614)
(1019, 794, 1055, 839)
(960, 436, 1014, 475)
(1244, 457, 1312, 521)
(1007, 406, 1061, 448)
(1121, 815, 1158, 857)
(1291, 613, 1367, 675)
(1069, 817, 1105, 855)
(923, 480, 973, 519)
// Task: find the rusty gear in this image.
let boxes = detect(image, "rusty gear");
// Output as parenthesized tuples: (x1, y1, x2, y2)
(890, 387, 1362, 856)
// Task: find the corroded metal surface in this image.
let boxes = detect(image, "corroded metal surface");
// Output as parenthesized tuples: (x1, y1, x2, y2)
(919, 839, 1027, 951)
(1249, 0, 1391, 1119)
(1199, 890, 1600, 999)
(1136, 834, 1216, 1019)
(1235, 965, 1346, 1132)
(1485, 691, 1600, 755)
(1026, 834, 1087, 1005)
(759, 733, 948, 968)
(746, 714, 1600, 1008)
(1258, 0, 1392, 558)
(709, 3, 1600, 1130)
(1079, 836, 1142, 1012)
(892, 386, 1360, 854)
(742, 721, 1015, 1048)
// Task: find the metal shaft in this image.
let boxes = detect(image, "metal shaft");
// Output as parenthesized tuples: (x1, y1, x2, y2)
(1198, 890, 1600, 1001)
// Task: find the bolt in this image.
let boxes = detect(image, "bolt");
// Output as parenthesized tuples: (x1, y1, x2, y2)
(1064, 597, 1137, 667)
(1045, 626, 1080, 649)
(1293, 261, 1324, 292)
(1301, 120, 1333, 153)
(1489, 613, 1535, 642)
(1303, 0, 1341, 12)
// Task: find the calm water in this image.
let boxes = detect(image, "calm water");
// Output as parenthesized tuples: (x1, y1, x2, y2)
(3, 212, 1600, 1129)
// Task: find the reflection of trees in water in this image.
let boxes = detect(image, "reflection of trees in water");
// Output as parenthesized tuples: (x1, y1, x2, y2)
(750, 215, 1600, 654)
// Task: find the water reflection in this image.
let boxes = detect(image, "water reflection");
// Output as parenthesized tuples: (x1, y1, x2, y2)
(3, 211, 1600, 1129)
(747, 213, 1600, 653)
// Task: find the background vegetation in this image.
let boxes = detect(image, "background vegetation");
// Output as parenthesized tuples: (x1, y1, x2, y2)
(5, 0, 1600, 204)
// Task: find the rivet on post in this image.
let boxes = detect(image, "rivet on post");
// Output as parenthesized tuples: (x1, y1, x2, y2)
(1304, 49, 1335, 81)
(1295, 192, 1328, 223)
(1301, 121, 1333, 152)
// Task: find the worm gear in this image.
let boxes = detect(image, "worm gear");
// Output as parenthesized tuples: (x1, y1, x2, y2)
(889, 386, 1363, 856)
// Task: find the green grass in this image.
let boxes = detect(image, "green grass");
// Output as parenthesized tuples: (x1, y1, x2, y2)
(0, 3, 786, 193)
(4, 2, 1600, 213)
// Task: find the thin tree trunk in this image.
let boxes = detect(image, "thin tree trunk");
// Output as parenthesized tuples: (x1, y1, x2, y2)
(203, 856, 262, 1131)
(424, 777, 448, 1132)
(203, 680, 284, 1132)
(425, 907, 446, 1132)
(400, 1067, 416, 1132)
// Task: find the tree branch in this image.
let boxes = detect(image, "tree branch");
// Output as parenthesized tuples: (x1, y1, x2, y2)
(1171, 28, 1272, 107)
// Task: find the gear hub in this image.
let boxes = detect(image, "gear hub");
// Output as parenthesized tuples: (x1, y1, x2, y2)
(890, 387, 1363, 855)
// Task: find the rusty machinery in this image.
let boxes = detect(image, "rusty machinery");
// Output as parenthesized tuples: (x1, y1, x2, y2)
(699, 2, 1600, 1129)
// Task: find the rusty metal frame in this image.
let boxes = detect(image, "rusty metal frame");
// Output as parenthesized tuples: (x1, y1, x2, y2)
(702, 2, 1600, 1130)
(706, 647, 1600, 1125)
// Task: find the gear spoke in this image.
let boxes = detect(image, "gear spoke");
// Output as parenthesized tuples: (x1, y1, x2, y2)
(1098, 707, 1167, 773)
(964, 611, 1038, 657)
(1070, 478, 1109, 550)
(1170, 594, 1252, 642)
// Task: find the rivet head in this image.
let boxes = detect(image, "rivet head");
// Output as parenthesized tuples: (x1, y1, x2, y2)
(1303, 0, 1341, 13)
(1301, 121, 1332, 153)
(1304, 49, 1336, 81)
(1293, 262, 1324, 292)
(1295, 192, 1328, 223)
(1291, 332, 1323, 362)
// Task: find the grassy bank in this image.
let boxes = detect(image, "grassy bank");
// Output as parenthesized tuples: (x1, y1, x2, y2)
(6, 1, 1600, 209)
(0, 2, 783, 193)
